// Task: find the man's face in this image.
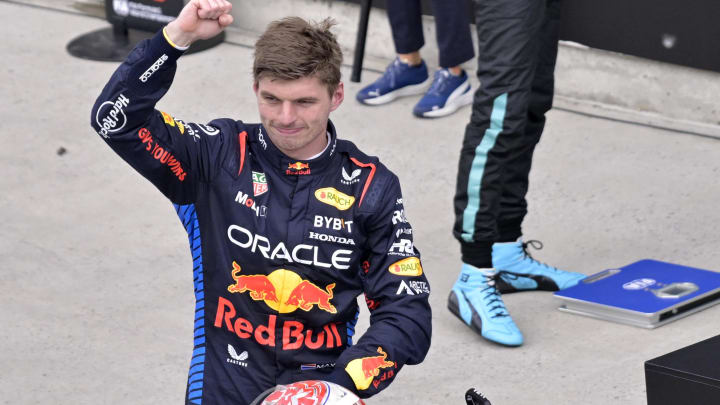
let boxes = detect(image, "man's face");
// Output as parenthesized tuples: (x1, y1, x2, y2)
(254, 75, 344, 160)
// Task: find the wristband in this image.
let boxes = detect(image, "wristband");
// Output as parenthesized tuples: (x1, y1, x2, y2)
(163, 27, 191, 51)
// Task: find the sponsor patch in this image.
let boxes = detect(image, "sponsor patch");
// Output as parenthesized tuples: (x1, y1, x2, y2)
(388, 257, 423, 276)
(315, 187, 355, 211)
(139, 53, 168, 82)
(345, 347, 395, 391)
(252, 171, 268, 196)
(235, 191, 267, 217)
(391, 209, 407, 225)
(227, 224, 353, 270)
(96, 93, 130, 138)
(226, 261, 337, 314)
(341, 167, 361, 185)
(388, 239, 414, 256)
(395, 280, 430, 295)
(287, 161, 310, 175)
(215, 296, 344, 351)
(257, 128, 268, 149)
(226, 344, 248, 367)
(313, 215, 353, 232)
(198, 124, 219, 136)
(308, 231, 355, 246)
(137, 128, 186, 181)
(160, 111, 185, 134)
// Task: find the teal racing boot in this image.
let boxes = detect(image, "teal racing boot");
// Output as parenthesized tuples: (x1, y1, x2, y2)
(492, 238, 585, 293)
(448, 264, 523, 346)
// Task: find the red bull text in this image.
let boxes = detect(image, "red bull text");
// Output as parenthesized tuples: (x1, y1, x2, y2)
(214, 297, 344, 350)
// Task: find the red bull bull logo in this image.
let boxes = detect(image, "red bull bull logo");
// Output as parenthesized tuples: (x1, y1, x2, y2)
(228, 262, 279, 302)
(214, 296, 344, 350)
(286, 161, 311, 175)
(344, 347, 395, 390)
(227, 262, 336, 314)
(285, 280, 337, 313)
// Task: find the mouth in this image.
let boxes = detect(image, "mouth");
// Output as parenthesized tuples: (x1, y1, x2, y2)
(273, 126, 304, 135)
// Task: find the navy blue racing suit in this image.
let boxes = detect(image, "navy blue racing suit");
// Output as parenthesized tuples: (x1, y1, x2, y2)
(90, 30, 431, 404)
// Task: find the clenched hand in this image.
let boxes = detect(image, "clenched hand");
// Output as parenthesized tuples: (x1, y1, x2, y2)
(165, 0, 234, 47)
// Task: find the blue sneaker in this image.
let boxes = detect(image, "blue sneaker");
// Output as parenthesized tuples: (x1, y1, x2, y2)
(356, 58, 429, 105)
(492, 238, 586, 293)
(448, 264, 523, 346)
(412, 68, 473, 118)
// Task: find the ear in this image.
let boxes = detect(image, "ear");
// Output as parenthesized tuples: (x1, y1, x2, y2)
(253, 81, 259, 95)
(329, 82, 344, 112)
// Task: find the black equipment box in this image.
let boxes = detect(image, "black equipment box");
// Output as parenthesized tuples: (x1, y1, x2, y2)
(645, 334, 720, 404)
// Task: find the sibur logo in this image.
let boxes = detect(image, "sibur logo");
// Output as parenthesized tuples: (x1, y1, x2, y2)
(344, 347, 395, 390)
(315, 188, 355, 211)
(227, 262, 337, 313)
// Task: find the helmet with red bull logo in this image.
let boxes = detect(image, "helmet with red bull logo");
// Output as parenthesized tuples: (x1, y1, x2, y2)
(251, 380, 365, 405)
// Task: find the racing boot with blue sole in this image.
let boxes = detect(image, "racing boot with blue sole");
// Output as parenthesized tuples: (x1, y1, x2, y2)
(448, 264, 523, 346)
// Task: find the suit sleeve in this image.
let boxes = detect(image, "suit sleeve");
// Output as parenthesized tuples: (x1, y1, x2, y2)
(90, 29, 234, 205)
(328, 174, 432, 398)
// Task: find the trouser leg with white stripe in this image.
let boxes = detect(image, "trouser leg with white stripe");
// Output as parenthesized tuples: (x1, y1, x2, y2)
(453, 0, 561, 268)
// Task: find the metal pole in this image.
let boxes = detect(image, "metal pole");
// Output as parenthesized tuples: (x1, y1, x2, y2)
(351, 0, 372, 83)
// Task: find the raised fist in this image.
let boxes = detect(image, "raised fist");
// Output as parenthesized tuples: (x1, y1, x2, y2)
(165, 0, 234, 47)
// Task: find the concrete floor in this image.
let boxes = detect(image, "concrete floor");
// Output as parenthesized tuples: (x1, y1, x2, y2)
(2, 2, 720, 404)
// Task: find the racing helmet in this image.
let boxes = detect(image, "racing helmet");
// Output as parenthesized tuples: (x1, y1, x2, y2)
(251, 380, 365, 405)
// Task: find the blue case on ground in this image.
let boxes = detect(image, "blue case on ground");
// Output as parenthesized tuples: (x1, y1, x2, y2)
(553, 259, 720, 328)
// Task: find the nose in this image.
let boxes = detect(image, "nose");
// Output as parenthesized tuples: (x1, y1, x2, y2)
(277, 101, 296, 126)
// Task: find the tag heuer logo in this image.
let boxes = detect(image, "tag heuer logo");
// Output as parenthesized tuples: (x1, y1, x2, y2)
(252, 171, 268, 196)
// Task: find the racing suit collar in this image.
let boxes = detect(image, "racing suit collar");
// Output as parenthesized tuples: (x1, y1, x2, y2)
(254, 120, 339, 177)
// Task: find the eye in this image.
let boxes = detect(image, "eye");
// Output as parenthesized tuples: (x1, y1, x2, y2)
(263, 95, 278, 103)
(297, 99, 315, 105)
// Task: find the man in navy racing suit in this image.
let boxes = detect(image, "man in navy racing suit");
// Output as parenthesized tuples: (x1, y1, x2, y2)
(90, 1, 431, 404)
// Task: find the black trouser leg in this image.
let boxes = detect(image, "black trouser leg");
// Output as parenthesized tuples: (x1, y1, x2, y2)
(453, 0, 555, 267)
(497, 0, 561, 241)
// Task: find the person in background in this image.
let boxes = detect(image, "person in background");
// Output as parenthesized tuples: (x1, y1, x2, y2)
(356, 0, 475, 118)
(448, 0, 585, 347)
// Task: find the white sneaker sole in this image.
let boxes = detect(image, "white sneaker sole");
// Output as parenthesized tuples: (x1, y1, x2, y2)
(417, 81, 474, 118)
(360, 79, 430, 105)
